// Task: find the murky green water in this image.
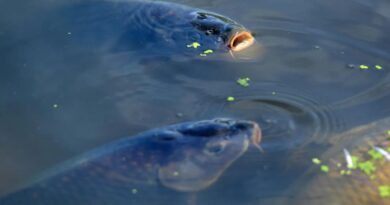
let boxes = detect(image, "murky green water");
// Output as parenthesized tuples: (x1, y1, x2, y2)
(0, 0, 389, 204)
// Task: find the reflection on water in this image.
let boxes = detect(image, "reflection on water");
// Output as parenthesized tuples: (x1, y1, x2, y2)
(0, 0, 389, 204)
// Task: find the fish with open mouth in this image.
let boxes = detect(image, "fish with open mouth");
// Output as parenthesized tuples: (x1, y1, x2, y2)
(39, 0, 255, 56)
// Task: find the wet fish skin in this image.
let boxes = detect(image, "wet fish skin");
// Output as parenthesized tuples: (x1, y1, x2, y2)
(0, 118, 260, 205)
(39, 0, 252, 55)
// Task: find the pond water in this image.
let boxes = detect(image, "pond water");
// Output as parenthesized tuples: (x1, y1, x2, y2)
(0, 0, 389, 204)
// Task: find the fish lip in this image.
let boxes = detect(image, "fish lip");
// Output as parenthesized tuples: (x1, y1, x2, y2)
(251, 123, 262, 145)
(228, 31, 255, 52)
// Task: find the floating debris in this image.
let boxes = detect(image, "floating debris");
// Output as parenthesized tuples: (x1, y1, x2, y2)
(173, 171, 180, 176)
(271, 92, 276, 95)
(236, 77, 250, 87)
(378, 185, 390, 198)
(346, 63, 356, 69)
(359, 65, 369, 70)
(375, 65, 383, 70)
(368, 148, 384, 160)
(53, 104, 59, 108)
(357, 160, 376, 175)
(227, 96, 235, 102)
(203, 49, 213, 54)
(199, 49, 214, 57)
(131, 188, 138, 194)
(343, 149, 354, 169)
(312, 158, 321, 164)
(186, 42, 200, 48)
(321, 165, 329, 173)
(374, 146, 390, 161)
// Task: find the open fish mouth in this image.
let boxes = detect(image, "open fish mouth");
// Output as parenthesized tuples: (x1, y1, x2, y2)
(251, 123, 262, 145)
(229, 31, 255, 52)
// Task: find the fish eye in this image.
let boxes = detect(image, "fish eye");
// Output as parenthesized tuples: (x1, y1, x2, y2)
(205, 28, 220, 36)
(224, 27, 233, 33)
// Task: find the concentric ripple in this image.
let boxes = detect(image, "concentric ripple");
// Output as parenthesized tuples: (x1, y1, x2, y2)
(196, 82, 345, 151)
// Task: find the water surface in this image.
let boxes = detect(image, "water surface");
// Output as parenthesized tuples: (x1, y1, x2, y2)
(0, 0, 389, 204)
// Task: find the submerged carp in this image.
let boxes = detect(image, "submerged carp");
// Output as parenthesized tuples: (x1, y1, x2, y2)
(0, 118, 261, 205)
(41, 0, 255, 55)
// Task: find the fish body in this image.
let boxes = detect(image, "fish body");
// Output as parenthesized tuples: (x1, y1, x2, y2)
(0, 118, 261, 205)
(35, 0, 254, 56)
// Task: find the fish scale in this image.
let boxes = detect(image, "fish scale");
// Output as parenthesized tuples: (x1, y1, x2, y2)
(0, 119, 261, 205)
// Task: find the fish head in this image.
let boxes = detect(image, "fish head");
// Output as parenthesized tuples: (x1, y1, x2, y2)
(152, 118, 261, 192)
(189, 11, 255, 52)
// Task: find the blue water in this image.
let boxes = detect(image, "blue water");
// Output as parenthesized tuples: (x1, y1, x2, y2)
(0, 0, 389, 204)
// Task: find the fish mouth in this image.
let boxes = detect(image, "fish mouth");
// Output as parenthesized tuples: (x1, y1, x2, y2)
(251, 123, 262, 146)
(228, 31, 255, 52)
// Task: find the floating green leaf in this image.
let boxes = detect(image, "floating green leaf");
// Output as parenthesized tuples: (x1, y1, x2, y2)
(350, 155, 359, 169)
(203, 49, 213, 54)
(227, 96, 235, 102)
(236, 77, 250, 87)
(321, 165, 329, 173)
(359, 65, 369, 70)
(368, 149, 384, 160)
(312, 158, 321, 164)
(378, 185, 390, 198)
(187, 42, 201, 48)
(375, 65, 383, 70)
(358, 160, 376, 175)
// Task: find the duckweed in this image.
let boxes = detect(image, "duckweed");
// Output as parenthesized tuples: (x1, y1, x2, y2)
(378, 185, 390, 198)
(357, 160, 376, 175)
(375, 65, 383, 70)
(199, 49, 214, 56)
(350, 155, 359, 169)
(203, 49, 213, 54)
(187, 42, 201, 48)
(237, 77, 250, 87)
(227, 96, 235, 102)
(368, 149, 384, 160)
(320, 165, 329, 173)
(312, 158, 321, 164)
